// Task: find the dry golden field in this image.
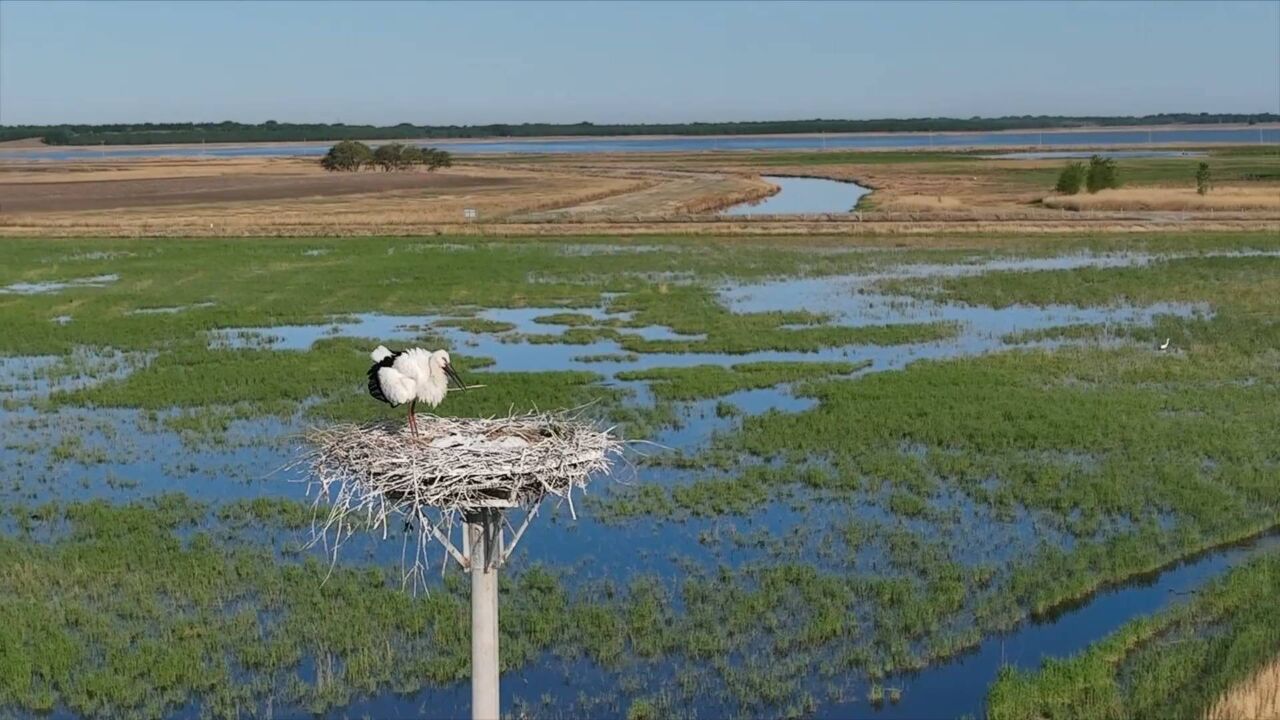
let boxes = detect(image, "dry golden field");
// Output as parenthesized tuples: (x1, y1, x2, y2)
(513, 171, 776, 220)
(1, 147, 1277, 236)
(473, 146, 1280, 220)
(0, 158, 657, 234)
(1042, 187, 1280, 211)
(1206, 656, 1280, 720)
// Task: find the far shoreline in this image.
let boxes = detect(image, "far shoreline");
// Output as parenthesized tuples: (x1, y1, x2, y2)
(1, 122, 1277, 155)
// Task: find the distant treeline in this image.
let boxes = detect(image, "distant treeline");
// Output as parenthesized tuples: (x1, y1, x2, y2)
(2, 114, 1276, 146)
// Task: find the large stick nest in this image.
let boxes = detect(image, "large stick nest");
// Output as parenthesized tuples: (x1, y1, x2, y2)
(300, 411, 622, 583)
(306, 411, 620, 511)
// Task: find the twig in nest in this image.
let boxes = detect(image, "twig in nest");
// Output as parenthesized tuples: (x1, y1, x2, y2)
(295, 409, 623, 588)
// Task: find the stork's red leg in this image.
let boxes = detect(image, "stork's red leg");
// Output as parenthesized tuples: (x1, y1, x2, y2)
(408, 399, 418, 436)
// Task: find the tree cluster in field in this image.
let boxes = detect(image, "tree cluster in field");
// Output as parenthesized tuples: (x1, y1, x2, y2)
(1055, 156, 1216, 195)
(3, 112, 1275, 146)
(1054, 156, 1121, 194)
(320, 141, 452, 172)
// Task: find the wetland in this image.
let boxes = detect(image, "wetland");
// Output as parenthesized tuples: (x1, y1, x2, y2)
(1, 231, 1277, 719)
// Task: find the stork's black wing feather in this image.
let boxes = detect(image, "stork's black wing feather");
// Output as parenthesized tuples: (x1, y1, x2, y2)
(367, 367, 389, 403)
(366, 351, 402, 405)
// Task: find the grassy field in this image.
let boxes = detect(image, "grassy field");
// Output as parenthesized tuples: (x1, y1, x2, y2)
(1, 231, 1277, 718)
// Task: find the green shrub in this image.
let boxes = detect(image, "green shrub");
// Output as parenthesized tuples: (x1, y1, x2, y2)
(372, 142, 409, 171)
(1085, 155, 1121, 193)
(323, 142, 450, 172)
(1196, 162, 1212, 195)
(319, 140, 373, 171)
(1054, 162, 1086, 194)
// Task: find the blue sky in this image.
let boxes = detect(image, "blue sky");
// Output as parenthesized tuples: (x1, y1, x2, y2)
(1, 0, 1277, 125)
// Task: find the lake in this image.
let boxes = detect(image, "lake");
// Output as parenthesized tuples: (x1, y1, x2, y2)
(2, 126, 1277, 161)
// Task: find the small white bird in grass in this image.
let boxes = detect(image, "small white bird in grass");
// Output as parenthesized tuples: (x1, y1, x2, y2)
(1159, 337, 1171, 351)
(368, 345, 467, 436)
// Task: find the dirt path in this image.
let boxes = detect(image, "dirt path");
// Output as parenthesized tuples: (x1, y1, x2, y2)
(513, 170, 772, 220)
(3, 214, 1274, 239)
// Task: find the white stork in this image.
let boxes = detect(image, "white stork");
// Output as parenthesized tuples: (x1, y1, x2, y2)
(1158, 338, 1171, 351)
(368, 346, 467, 435)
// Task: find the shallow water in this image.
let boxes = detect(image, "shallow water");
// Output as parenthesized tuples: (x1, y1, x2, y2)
(208, 251, 1222, 382)
(820, 531, 1280, 719)
(722, 176, 871, 215)
(129, 302, 217, 315)
(0, 273, 119, 294)
(0, 349, 146, 400)
(321, 530, 1280, 720)
(209, 313, 429, 350)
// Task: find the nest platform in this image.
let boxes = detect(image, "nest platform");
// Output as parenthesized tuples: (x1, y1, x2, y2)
(306, 412, 619, 513)
(302, 411, 621, 581)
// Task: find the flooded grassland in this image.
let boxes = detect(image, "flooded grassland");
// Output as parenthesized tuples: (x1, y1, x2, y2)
(1, 232, 1277, 719)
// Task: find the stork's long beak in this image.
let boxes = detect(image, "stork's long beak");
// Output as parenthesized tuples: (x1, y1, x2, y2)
(444, 362, 468, 391)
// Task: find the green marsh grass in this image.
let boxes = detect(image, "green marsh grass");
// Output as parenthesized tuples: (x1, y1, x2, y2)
(884, 253, 1280, 311)
(573, 352, 640, 363)
(532, 312, 601, 327)
(3, 231, 1279, 716)
(433, 317, 517, 334)
(988, 552, 1280, 720)
(1000, 323, 1113, 345)
(616, 361, 869, 401)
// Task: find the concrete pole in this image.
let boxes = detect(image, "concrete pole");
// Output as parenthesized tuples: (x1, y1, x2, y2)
(469, 509, 501, 720)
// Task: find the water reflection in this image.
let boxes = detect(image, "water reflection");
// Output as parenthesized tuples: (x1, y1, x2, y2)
(722, 176, 871, 215)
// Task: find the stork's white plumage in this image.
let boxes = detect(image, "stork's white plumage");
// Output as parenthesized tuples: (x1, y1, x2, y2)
(1159, 338, 1171, 351)
(368, 345, 467, 435)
